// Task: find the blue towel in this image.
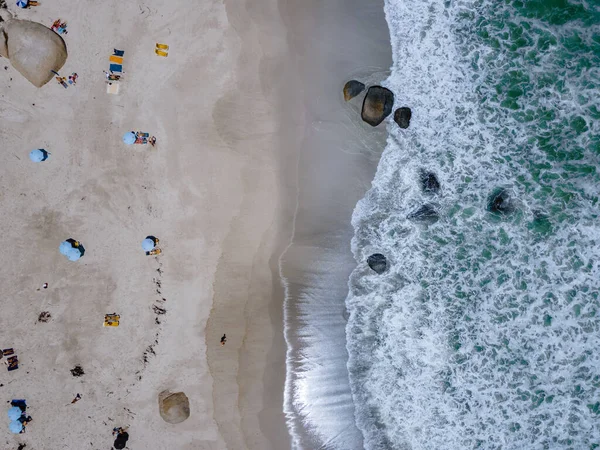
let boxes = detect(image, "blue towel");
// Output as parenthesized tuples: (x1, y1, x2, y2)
(109, 64, 122, 73)
(113, 49, 124, 57)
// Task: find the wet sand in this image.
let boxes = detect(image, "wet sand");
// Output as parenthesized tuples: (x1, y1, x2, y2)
(0, 0, 390, 448)
(276, 0, 392, 448)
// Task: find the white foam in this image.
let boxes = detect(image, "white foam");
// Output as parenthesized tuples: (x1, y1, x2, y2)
(346, 0, 600, 448)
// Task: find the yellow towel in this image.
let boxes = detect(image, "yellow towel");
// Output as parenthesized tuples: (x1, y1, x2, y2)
(109, 55, 123, 64)
(155, 49, 168, 57)
(156, 43, 169, 50)
(103, 314, 120, 327)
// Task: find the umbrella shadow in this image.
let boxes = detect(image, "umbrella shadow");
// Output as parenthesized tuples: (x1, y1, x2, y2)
(66, 238, 85, 257)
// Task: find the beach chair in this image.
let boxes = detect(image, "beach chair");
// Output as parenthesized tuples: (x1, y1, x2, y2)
(106, 82, 120, 95)
(2, 348, 15, 356)
(155, 49, 168, 57)
(109, 64, 122, 73)
(156, 43, 169, 50)
(7, 356, 18, 371)
(104, 313, 120, 327)
(113, 49, 125, 57)
(109, 55, 123, 64)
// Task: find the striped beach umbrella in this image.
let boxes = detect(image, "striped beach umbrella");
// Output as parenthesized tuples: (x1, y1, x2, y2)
(16, 0, 28, 8)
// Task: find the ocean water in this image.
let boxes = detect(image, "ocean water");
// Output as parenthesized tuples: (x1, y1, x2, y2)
(346, 0, 600, 449)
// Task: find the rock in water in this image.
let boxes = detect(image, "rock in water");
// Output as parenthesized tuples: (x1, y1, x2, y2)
(0, 11, 67, 87)
(367, 253, 387, 274)
(343, 80, 365, 101)
(420, 171, 440, 194)
(487, 189, 512, 214)
(407, 204, 439, 224)
(159, 391, 190, 424)
(361, 86, 394, 127)
(393, 107, 412, 128)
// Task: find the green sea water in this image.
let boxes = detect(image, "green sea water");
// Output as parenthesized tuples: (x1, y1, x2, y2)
(346, 0, 600, 448)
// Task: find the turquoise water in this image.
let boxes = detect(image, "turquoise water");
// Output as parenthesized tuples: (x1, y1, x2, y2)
(346, 0, 600, 448)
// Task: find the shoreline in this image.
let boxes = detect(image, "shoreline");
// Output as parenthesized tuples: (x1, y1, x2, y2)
(277, 0, 392, 448)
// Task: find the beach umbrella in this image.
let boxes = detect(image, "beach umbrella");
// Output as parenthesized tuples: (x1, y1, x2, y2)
(29, 149, 47, 162)
(59, 240, 73, 255)
(122, 132, 136, 145)
(66, 247, 82, 261)
(16, 0, 28, 8)
(7, 407, 22, 421)
(142, 238, 155, 252)
(9, 420, 23, 434)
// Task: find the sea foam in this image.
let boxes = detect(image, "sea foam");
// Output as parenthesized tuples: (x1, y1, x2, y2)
(346, 0, 600, 448)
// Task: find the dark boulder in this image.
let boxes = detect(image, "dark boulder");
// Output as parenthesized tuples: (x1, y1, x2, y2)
(407, 204, 439, 224)
(393, 107, 412, 129)
(420, 171, 440, 194)
(343, 80, 365, 101)
(487, 189, 512, 214)
(367, 253, 387, 274)
(361, 86, 394, 127)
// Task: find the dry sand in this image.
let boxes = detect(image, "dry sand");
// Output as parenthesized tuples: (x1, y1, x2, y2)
(0, 0, 292, 448)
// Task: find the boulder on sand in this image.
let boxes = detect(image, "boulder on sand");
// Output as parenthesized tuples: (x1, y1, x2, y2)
(367, 253, 387, 274)
(343, 80, 365, 101)
(393, 107, 412, 129)
(0, 10, 67, 87)
(158, 390, 190, 424)
(361, 86, 394, 127)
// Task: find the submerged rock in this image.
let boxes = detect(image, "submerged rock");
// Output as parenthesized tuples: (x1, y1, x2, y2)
(361, 86, 394, 127)
(367, 253, 387, 274)
(487, 189, 512, 214)
(393, 107, 412, 129)
(420, 171, 440, 194)
(407, 204, 439, 224)
(0, 11, 67, 87)
(343, 80, 365, 101)
(159, 391, 190, 424)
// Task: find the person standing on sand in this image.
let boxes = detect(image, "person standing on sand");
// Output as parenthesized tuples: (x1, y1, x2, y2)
(220, 334, 227, 346)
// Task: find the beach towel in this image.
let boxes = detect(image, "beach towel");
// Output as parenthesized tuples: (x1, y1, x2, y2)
(109, 64, 122, 73)
(7, 356, 18, 371)
(156, 43, 169, 50)
(2, 348, 15, 356)
(113, 49, 125, 57)
(104, 314, 120, 327)
(109, 55, 123, 64)
(155, 49, 168, 57)
(106, 83, 120, 95)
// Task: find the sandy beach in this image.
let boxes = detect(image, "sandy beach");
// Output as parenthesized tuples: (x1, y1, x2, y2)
(0, 0, 291, 448)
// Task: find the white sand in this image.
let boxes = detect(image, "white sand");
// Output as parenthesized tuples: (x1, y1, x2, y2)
(0, 0, 290, 448)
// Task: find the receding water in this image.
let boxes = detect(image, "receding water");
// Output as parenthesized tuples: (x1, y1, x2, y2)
(346, 0, 600, 448)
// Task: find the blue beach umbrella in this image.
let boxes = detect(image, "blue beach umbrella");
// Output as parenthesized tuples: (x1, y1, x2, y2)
(7, 407, 22, 421)
(141, 238, 155, 252)
(67, 247, 82, 261)
(122, 132, 136, 145)
(9, 420, 23, 434)
(16, 0, 28, 8)
(59, 240, 73, 255)
(29, 149, 47, 162)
